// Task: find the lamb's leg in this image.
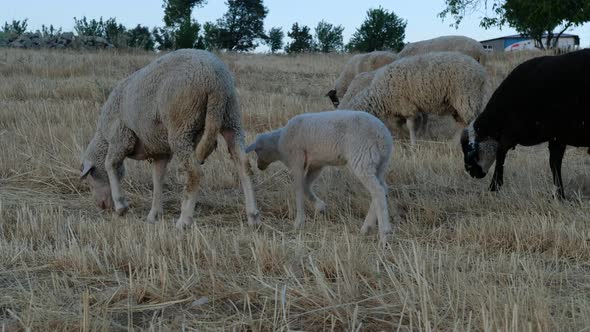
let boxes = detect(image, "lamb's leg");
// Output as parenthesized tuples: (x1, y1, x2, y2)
(406, 117, 417, 145)
(489, 147, 508, 192)
(175, 153, 202, 229)
(360, 163, 390, 235)
(147, 158, 169, 223)
(222, 129, 260, 226)
(304, 167, 326, 213)
(360, 174, 391, 241)
(104, 126, 136, 216)
(548, 141, 566, 199)
(292, 165, 307, 229)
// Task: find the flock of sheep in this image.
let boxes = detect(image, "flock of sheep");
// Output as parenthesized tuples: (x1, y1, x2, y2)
(80, 35, 590, 241)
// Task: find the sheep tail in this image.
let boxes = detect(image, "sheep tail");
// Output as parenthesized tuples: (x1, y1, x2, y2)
(195, 95, 223, 164)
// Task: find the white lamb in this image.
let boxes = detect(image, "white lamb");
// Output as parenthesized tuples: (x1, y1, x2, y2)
(80, 49, 260, 228)
(245, 110, 394, 240)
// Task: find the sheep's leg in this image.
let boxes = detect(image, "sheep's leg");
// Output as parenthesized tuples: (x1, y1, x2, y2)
(360, 163, 390, 235)
(548, 141, 566, 199)
(489, 147, 508, 192)
(359, 174, 391, 241)
(288, 154, 307, 229)
(174, 152, 202, 229)
(105, 127, 136, 216)
(222, 129, 261, 226)
(406, 117, 417, 145)
(360, 201, 377, 235)
(304, 167, 326, 213)
(147, 158, 169, 223)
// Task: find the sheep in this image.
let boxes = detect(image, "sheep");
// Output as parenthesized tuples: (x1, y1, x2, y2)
(245, 110, 394, 240)
(326, 51, 397, 108)
(461, 49, 590, 199)
(398, 35, 486, 64)
(345, 51, 488, 145)
(339, 69, 429, 140)
(80, 49, 260, 228)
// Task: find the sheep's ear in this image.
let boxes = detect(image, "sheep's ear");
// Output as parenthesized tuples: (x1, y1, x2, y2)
(325, 89, 336, 97)
(80, 160, 94, 179)
(245, 143, 256, 154)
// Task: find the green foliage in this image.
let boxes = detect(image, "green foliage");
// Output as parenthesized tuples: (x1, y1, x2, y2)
(314, 20, 344, 53)
(174, 16, 201, 49)
(163, 0, 207, 27)
(439, 0, 590, 49)
(213, 0, 269, 51)
(128, 25, 155, 51)
(104, 18, 128, 48)
(41, 24, 62, 38)
(152, 27, 175, 50)
(2, 19, 28, 35)
(202, 22, 222, 50)
(284, 23, 314, 53)
(347, 7, 407, 52)
(265, 26, 284, 53)
(73, 16, 106, 37)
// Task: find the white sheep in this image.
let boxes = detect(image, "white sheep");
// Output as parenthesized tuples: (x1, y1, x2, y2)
(345, 51, 488, 145)
(245, 110, 394, 240)
(326, 51, 397, 107)
(339, 69, 429, 140)
(398, 35, 486, 64)
(80, 49, 260, 228)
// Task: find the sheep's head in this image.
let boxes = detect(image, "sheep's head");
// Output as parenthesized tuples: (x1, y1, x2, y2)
(460, 122, 498, 179)
(80, 160, 113, 210)
(245, 130, 282, 171)
(325, 90, 340, 108)
(80, 136, 113, 210)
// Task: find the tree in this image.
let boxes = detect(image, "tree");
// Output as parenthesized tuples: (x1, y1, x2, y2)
(347, 7, 407, 52)
(284, 23, 314, 53)
(73, 16, 105, 37)
(128, 25, 155, 50)
(2, 19, 28, 35)
(163, 0, 207, 26)
(152, 27, 175, 50)
(104, 18, 128, 47)
(214, 0, 269, 51)
(202, 21, 222, 50)
(314, 20, 344, 53)
(161, 0, 206, 49)
(439, 0, 590, 49)
(265, 26, 284, 53)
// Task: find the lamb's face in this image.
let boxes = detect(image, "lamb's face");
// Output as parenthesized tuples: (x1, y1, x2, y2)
(245, 132, 280, 171)
(460, 124, 498, 179)
(80, 160, 113, 210)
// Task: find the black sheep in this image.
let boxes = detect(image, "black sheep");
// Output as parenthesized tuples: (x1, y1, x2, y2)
(461, 49, 590, 198)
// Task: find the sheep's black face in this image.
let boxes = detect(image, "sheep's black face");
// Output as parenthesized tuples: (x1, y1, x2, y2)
(325, 90, 340, 108)
(460, 127, 498, 179)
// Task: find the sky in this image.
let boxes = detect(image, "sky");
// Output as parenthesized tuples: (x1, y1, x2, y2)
(4, 0, 590, 50)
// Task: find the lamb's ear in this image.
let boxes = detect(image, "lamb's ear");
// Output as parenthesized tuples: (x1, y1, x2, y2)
(80, 160, 94, 179)
(325, 89, 336, 97)
(245, 143, 256, 154)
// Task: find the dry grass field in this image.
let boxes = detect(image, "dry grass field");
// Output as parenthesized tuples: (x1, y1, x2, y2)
(0, 47, 589, 331)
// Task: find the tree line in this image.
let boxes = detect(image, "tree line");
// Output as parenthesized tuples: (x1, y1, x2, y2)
(2, 0, 589, 52)
(1, 0, 407, 53)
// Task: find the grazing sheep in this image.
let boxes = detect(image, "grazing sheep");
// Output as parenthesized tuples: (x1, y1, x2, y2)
(339, 69, 429, 139)
(345, 51, 488, 145)
(326, 51, 397, 108)
(80, 49, 260, 228)
(399, 35, 486, 64)
(245, 110, 394, 240)
(461, 49, 590, 199)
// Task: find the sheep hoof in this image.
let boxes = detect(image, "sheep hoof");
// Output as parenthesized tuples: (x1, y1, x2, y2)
(360, 224, 373, 235)
(314, 202, 327, 214)
(115, 201, 129, 216)
(147, 209, 163, 223)
(293, 218, 305, 230)
(247, 211, 261, 226)
(175, 217, 193, 230)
